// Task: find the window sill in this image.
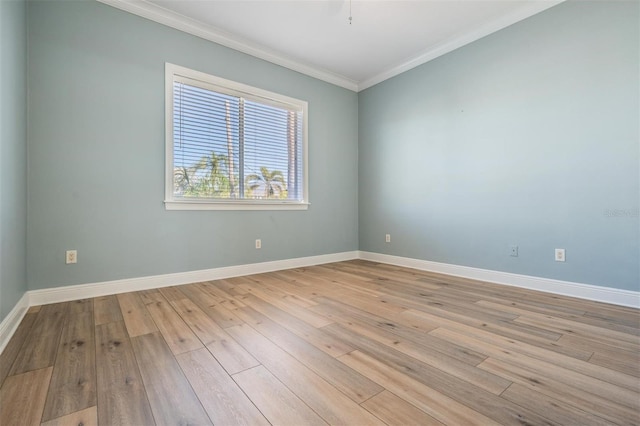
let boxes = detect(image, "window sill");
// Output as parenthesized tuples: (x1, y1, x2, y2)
(164, 199, 310, 211)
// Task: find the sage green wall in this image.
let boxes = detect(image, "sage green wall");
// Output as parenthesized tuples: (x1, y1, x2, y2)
(1, 0, 28, 322)
(20, 0, 640, 298)
(359, 1, 639, 291)
(27, 0, 358, 290)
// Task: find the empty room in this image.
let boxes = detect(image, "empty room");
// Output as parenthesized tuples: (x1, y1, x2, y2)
(1, 0, 638, 424)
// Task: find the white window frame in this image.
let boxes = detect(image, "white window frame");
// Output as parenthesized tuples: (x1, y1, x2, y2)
(164, 63, 309, 211)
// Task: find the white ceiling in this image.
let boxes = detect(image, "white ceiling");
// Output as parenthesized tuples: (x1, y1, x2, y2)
(98, 0, 564, 91)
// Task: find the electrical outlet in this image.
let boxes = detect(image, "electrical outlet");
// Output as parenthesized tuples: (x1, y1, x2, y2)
(555, 248, 565, 262)
(385, 234, 391, 243)
(66, 250, 77, 264)
(510, 245, 518, 257)
(255, 239, 261, 249)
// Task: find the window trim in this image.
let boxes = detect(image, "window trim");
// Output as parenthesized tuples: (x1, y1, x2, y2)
(164, 63, 309, 211)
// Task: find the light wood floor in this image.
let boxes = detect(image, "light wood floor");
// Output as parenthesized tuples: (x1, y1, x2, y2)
(1, 260, 638, 425)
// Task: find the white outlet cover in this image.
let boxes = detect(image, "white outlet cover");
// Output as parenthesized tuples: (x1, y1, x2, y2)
(66, 250, 77, 264)
(555, 248, 565, 262)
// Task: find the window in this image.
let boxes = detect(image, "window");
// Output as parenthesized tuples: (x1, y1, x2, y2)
(165, 63, 308, 210)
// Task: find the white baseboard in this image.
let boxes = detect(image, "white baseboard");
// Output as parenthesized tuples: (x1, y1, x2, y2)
(0, 292, 29, 354)
(359, 251, 640, 309)
(3, 249, 638, 355)
(28, 251, 359, 306)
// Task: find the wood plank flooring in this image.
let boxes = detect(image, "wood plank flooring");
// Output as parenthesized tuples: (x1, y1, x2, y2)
(1, 260, 638, 425)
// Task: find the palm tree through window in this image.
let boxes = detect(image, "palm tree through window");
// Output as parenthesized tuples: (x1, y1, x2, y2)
(166, 63, 307, 209)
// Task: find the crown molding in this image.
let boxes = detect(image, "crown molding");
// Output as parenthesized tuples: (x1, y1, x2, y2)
(96, 0, 359, 92)
(98, 0, 564, 93)
(358, 0, 565, 91)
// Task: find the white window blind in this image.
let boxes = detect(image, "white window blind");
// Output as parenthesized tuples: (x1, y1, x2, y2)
(165, 63, 308, 210)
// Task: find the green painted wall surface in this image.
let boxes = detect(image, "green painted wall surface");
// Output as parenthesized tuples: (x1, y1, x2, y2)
(17, 0, 640, 298)
(359, 1, 639, 291)
(27, 1, 358, 290)
(1, 0, 28, 321)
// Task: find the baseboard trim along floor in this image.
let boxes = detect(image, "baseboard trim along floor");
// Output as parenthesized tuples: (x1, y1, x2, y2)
(358, 251, 639, 309)
(2, 250, 637, 354)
